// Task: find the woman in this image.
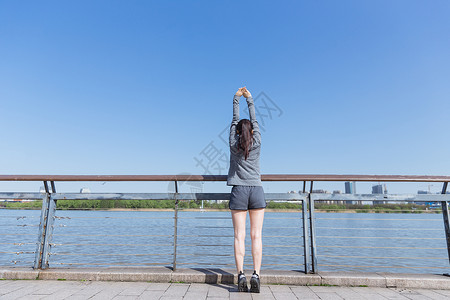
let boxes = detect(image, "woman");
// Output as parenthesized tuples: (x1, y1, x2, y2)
(227, 87, 266, 293)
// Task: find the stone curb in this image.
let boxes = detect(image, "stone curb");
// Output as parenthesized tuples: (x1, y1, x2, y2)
(0, 267, 449, 289)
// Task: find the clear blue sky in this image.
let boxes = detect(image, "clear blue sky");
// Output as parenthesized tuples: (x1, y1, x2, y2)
(1, 1, 450, 193)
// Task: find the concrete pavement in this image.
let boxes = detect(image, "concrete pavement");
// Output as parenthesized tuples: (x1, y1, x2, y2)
(2, 280, 450, 299)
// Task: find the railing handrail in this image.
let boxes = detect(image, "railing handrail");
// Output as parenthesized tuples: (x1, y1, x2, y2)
(1, 174, 450, 182)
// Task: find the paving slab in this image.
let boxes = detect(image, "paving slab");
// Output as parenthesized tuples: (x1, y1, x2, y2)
(183, 291, 208, 300)
(163, 283, 190, 297)
(268, 292, 298, 300)
(118, 282, 150, 296)
(188, 282, 211, 292)
(144, 282, 170, 290)
(229, 291, 253, 300)
(290, 286, 320, 299)
(207, 284, 232, 297)
(368, 287, 411, 299)
(138, 290, 165, 299)
(0, 282, 41, 299)
(333, 286, 367, 300)
(415, 289, 450, 300)
(313, 292, 344, 300)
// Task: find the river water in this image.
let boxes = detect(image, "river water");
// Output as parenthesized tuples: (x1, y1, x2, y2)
(0, 209, 448, 274)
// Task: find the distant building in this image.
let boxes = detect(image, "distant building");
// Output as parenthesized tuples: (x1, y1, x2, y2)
(333, 190, 342, 194)
(372, 184, 383, 194)
(344, 182, 356, 194)
(418, 190, 430, 194)
(372, 184, 387, 204)
(312, 189, 329, 194)
(344, 182, 358, 205)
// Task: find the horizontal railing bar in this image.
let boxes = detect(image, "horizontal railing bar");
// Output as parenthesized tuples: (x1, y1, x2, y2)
(316, 209, 442, 212)
(3, 192, 447, 202)
(178, 217, 302, 219)
(316, 217, 442, 221)
(178, 217, 230, 219)
(177, 235, 302, 238)
(0, 251, 35, 254)
(52, 225, 172, 229)
(50, 193, 306, 201)
(2, 174, 450, 182)
(193, 226, 302, 229)
(177, 244, 302, 248)
(176, 253, 303, 257)
(0, 225, 39, 227)
(318, 255, 447, 260)
(177, 253, 232, 257)
(2, 193, 448, 203)
(51, 243, 173, 247)
(317, 236, 444, 240)
(0, 233, 35, 236)
(317, 245, 447, 250)
(316, 227, 441, 231)
(176, 262, 304, 266)
(50, 253, 173, 256)
(0, 193, 45, 200)
(311, 194, 450, 202)
(54, 216, 174, 219)
(0, 216, 39, 218)
(52, 262, 172, 266)
(52, 234, 172, 237)
(0, 243, 36, 245)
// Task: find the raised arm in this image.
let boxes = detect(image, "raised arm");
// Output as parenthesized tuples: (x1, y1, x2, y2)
(229, 88, 243, 146)
(243, 88, 261, 145)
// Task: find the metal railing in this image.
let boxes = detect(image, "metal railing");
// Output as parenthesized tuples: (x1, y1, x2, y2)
(0, 174, 449, 274)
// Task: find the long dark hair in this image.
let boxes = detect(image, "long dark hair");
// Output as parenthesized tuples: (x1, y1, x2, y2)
(236, 119, 253, 160)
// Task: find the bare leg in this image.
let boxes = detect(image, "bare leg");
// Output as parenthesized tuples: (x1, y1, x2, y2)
(231, 210, 247, 274)
(249, 208, 265, 275)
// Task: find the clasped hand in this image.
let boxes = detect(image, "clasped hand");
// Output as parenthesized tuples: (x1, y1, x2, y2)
(235, 87, 252, 98)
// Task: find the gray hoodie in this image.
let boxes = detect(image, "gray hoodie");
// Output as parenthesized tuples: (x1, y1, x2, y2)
(227, 94, 262, 186)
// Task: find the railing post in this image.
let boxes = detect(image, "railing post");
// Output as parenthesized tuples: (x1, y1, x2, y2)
(173, 180, 179, 271)
(34, 189, 50, 269)
(302, 197, 311, 273)
(308, 192, 317, 273)
(34, 181, 57, 269)
(441, 182, 450, 267)
(41, 192, 57, 269)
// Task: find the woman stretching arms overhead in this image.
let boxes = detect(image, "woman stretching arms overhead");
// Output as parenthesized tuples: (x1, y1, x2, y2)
(227, 87, 266, 293)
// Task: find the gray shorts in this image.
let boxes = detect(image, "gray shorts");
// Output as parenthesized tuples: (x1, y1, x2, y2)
(229, 185, 266, 210)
